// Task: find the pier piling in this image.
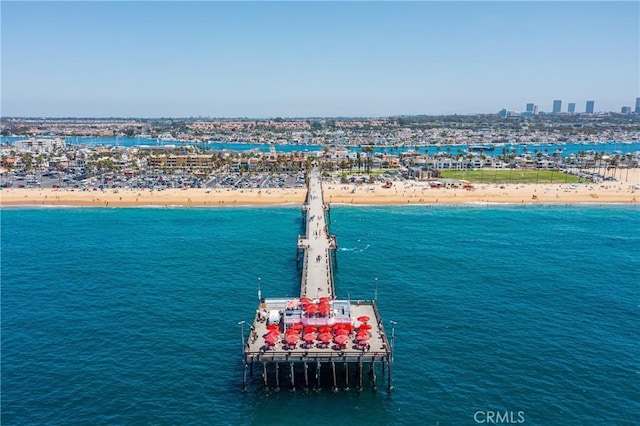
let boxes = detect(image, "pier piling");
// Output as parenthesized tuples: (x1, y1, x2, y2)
(241, 166, 392, 393)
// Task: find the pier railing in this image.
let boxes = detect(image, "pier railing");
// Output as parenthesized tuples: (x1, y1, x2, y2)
(242, 167, 392, 393)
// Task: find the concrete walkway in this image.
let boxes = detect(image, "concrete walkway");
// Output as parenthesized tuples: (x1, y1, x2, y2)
(299, 167, 335, 299)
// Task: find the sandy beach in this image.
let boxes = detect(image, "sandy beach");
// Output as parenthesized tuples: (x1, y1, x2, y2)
(2, 170, 639, 208)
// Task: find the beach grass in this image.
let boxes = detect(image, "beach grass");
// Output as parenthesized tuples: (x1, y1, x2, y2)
(440, 169, 583, 184)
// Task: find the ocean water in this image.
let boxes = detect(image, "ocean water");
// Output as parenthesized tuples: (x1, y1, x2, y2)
(2, 205, 639, 425)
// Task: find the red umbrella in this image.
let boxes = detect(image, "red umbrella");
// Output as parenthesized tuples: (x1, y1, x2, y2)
(334, 335, 349, 345)
(359, 324, 372, 330)
(285, 329, 300, 335)
(333, 324, 344, 330)
(343, 324, 355, 332)
(290, 323, 304, 330)
(266, 324, 279, 331)
(319, 297, 331, 303)
(300, 297, 312, 304)
(318, 332, 332, 342)
(356, 333, 371, 342)
(267, 329, 281, 336)
(285, 334, 299, 345)
(357, 316, 370, 323)
(303, 332, 317, 342)
(334, 329, 350, 336)
(303, 326, 317, 333)
(318, 326, 332, 333)
(304, 304, 318, 314)
(264, 334, 278, 344)
(318, 303, 331, 314)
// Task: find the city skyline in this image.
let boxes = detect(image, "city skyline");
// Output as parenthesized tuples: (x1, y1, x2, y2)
(2, 1, 639, 118)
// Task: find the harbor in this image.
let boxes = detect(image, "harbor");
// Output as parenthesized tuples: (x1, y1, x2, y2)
(241, 165, 394, 392)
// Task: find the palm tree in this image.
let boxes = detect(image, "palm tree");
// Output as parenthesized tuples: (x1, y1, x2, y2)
(578, 151, 586, 179)
(551, 152, 560, 183)
(535, 152, 542, 183)
(362, 146, 374, 173)
(594, 151, 602, 177)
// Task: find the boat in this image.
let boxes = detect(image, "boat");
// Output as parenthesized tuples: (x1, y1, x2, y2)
(468, 144, 495, 152)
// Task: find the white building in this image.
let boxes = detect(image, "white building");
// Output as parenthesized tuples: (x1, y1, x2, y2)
(13, 138, 66, 154)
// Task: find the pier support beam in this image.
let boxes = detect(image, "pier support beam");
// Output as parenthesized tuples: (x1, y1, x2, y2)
(275, 362, 280, 392)
(331, 361, 338, 393)
(263, 362, 268, 390)
(242, 361, 247, 392)
(370, 361, 377, 392)
(290, 363, 295, 392)
(386, 358, 393, 393)
(344, 361, 350, 391)
(316, 361, 321, 392)
(357, 359, 363, 393)
(304, 362, 309, 391)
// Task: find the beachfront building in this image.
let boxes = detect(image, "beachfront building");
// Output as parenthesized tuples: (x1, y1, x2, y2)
(148, 154, 217, 169)
(553, 100, 562, 113)
(13, 137, 66, 154)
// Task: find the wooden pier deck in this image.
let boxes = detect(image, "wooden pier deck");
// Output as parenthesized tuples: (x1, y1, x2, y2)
(242, 165, 393, 392)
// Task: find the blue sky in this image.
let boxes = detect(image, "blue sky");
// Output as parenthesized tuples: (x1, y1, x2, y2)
(2, 1, 639, 117)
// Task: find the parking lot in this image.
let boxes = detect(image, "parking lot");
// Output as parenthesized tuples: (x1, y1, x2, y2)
(1, 169, 308, 192)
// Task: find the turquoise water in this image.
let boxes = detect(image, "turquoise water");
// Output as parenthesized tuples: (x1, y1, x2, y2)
(2, 206, 639, 425)
(2, 135, 640, 156)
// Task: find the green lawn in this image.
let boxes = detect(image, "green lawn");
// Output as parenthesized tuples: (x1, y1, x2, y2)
(440, 169, 584, 184)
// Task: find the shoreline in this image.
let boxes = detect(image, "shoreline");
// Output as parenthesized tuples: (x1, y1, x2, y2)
(2, 181, 639, 209)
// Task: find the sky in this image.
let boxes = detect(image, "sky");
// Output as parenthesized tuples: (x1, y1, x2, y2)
(1, 1, 639, 118)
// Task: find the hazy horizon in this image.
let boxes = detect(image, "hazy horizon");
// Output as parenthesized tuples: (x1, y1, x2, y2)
(2, 1, 639, 117)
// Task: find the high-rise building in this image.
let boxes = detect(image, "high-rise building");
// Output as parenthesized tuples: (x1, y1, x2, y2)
(635, 97, 640, 113)
(568, 103, 576, 113)
(552, 100, 562, 113)
(498, 108, 508, 119)
(586, 100, 595, 114)
(525, 103, 538, 115)
(621, 106, 631, 114)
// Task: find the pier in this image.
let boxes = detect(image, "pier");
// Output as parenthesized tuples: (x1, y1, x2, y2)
(241, 165, 394, 393)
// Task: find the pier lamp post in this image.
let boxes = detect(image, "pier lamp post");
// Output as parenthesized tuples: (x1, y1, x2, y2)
(239, 320, 247, 392)
(257, 277, 262, 303)
(238, 321, 246, 354)
(389, 320, 397, 362)
(374, 277, 379, 301)
(388, 320, 397, 393)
